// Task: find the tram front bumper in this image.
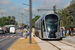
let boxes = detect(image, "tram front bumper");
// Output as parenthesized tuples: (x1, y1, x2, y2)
(55, 32, 61, 39)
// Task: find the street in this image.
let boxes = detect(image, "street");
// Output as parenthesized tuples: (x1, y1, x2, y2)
(0, 32, 21, 50)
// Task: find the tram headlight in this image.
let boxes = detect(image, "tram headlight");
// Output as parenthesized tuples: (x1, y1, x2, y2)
(48, 27, 50, 31)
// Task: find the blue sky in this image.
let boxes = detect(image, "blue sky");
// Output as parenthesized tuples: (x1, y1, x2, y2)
(0, 0, 72, 24)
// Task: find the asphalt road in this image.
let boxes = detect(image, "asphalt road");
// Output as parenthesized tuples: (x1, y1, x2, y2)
(0, 32, 22, 50)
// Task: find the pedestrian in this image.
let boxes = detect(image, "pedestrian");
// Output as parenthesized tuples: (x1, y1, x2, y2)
(64, 28, 67, 36)
(61, 28, 63, 37)
(28, 30, 29, 34)
(69, 28, 71, 36)
(73, 27, 75, 36)
(26, 29, 29, 38)
(70, 25, 74, 36)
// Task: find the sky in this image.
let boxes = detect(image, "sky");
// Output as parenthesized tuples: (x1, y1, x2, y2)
(0, 0, 72, 24)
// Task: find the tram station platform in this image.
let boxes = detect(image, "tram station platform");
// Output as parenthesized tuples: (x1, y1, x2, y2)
(8, 28, 58, 50)
(8, 38, 41, 50)
(62, 36, 75, 45)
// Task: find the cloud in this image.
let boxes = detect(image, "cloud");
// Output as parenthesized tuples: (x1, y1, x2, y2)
(0, 0, 70, 23)
(64, 3, 70, 8)
(0, 0, 13, 5)
(9, 6, 21, 11)
(0, 0, 23, 23)
(21, 7, 35, 13)
(20, 7, 29, 13)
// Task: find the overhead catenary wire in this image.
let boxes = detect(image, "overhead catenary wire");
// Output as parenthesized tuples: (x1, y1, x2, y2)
(37, 0, 47, 15)
(41, 0, 46, 8)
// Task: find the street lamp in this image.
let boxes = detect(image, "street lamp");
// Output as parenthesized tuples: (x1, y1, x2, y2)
(23, 3, 29, 6)
(18, 13, 23, 25)
(24, 9, 36, 19)
(23, 10, 29, 23)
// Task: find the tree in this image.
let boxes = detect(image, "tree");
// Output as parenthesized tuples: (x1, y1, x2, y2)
(57, 0, 75, 29)
(0, 18, 2, 26)
(2, 17, 8, 26)
(15, 21, 18, 25)
(8, 16, 11, 24)
(32, 15, 41, 28)
(0, 16, 18, 27)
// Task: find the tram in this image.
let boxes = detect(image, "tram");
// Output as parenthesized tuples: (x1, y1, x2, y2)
(35, 14, 62, 39)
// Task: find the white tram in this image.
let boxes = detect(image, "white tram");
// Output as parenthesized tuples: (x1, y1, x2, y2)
(35, 14, 62, 39)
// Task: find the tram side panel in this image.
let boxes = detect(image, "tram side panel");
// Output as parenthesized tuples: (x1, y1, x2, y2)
(35, 19, 48, 39)
(35, 19, 44, 39)
(35, 20, 41, 38)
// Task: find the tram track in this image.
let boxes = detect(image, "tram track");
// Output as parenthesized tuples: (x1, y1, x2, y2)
(59, 41, 75, 48)
(46, 40, 75, 50)
(46, 40, 61, 50)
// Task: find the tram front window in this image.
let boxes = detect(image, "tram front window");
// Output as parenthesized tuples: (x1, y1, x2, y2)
(45, 15, 58, 32)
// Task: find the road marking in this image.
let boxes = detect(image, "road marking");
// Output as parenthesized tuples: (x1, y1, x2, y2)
(0, 38, 8, 41)
(0, 34, 16, 42)
(0, 36, 21, 38)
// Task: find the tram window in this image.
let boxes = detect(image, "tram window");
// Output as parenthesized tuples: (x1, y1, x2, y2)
(42, 20, 45, 32)
(45, 15, 58, 32)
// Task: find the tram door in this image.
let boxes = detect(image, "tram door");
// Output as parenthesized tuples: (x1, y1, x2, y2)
(41, 20, 47, 38)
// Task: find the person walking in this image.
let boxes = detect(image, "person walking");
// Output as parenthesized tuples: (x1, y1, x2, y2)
(64, 28, 67, 36)
(26, 29, 29, 38)
(61, 28, 63, 37)
(70, 25, 74, 36)
(73, 27, 75, 36)
(69, 28, 71, 36)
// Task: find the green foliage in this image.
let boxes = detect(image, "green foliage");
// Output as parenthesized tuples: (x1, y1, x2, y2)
(0, 16, 18, 27)
(57, 0, 75, 29)
(32, 15, 41, 28)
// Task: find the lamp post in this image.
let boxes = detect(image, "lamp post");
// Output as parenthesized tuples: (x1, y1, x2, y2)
(0, 9, 3, 17)
(18, 13, 23, 25)
(29, 0, 32, 44)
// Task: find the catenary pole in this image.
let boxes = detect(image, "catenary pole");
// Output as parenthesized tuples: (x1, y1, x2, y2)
(29, 0, 32, 44)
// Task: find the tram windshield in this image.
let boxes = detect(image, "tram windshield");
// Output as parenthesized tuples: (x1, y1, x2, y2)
(45, 14, 58, 32)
